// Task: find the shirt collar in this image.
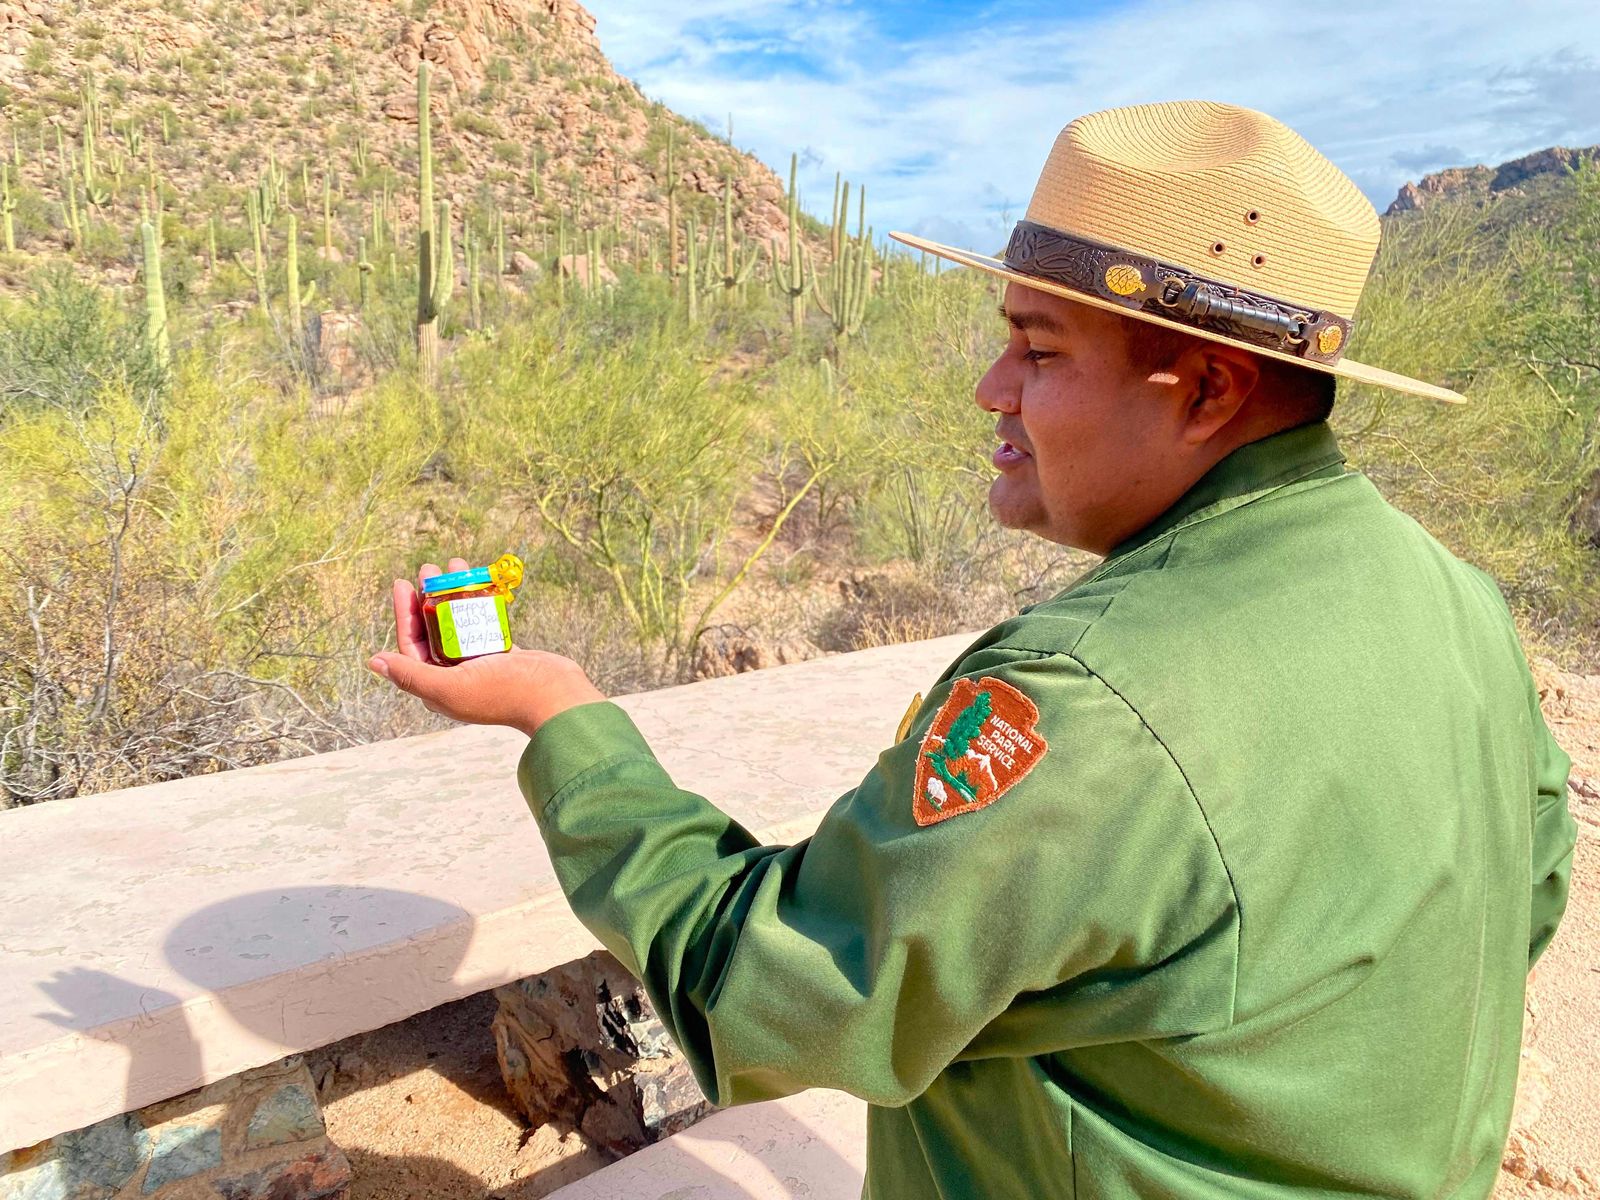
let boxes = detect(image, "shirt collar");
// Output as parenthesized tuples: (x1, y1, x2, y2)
(1104, 419, 1348, 562)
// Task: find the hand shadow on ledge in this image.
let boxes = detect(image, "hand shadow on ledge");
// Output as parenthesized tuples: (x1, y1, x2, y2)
(26, 887, 474, 1195)
(162, 887, 623, 1199)
(32, 887, 861, 1199)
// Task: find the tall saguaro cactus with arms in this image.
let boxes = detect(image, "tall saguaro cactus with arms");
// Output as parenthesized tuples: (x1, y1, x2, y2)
(770, 153, 810, 334)
(814, 181, 871, 351)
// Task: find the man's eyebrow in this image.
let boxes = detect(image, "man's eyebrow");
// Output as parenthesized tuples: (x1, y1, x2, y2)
(996, 303, 1065, 336)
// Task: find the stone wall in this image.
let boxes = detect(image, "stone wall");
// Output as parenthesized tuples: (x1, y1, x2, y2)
(0, 1058, 349, 1200)
(1, 956, 715, 1200)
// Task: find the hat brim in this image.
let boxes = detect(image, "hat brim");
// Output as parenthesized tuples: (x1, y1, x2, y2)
(888, 231, 1465, 405)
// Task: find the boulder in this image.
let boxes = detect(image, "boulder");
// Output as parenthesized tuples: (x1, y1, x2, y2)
(692, 626, 822, 680)
(555, 252, 617, 288)
(306, 309, 366, 390)
(492, 952, 710, 1155)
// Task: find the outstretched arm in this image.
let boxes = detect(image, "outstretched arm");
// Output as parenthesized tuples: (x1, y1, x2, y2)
(368, 575, 1238, 1105)
(517, 648, 1240, 1107)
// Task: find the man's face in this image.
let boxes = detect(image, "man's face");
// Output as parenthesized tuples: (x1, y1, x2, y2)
(976, 282, 1184, 555)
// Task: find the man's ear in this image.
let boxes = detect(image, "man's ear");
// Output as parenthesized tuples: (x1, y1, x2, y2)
(1181, 346, 1259, 444)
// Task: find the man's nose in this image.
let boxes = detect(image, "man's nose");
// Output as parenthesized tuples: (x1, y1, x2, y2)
(975, 353, 1020, 414)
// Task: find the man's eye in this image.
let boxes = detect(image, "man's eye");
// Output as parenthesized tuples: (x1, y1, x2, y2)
(1023, 348, 1057, 363)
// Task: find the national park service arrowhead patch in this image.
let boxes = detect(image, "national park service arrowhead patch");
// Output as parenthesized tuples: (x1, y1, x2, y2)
(913, 676, 1048, 826)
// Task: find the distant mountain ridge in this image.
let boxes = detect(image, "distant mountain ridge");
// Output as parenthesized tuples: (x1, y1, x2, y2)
(1387, 144, 1600, 216)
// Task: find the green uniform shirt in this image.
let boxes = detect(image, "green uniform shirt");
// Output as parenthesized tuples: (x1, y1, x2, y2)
(517, 419, 1577, 1199)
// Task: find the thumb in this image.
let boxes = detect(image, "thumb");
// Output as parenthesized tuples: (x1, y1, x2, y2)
(367, 651, 452, 701)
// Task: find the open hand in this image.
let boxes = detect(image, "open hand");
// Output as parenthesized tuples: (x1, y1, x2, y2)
(366, 557, 606, 737)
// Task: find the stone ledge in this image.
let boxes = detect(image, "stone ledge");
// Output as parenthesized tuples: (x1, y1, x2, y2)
(0, 634, 977, 1152)
(541, 1089, 867, 1200)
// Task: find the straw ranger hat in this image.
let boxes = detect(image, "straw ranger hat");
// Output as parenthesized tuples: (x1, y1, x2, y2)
(890, 100, 1463, 403)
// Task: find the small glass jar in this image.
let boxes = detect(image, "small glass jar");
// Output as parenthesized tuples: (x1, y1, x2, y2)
(419, 554, 524, 666)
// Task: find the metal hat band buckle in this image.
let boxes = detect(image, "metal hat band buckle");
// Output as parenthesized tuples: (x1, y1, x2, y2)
(1001, 220, 1353, 364)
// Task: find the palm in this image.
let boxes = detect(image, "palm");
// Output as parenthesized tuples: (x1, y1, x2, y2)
(374, 555, 603, 733)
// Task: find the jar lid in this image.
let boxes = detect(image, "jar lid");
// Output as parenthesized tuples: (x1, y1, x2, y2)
(421, 566, 492, 595)
(418, 553, 525, 596)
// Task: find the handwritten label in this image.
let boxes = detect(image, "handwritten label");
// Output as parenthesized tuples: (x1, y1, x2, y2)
(443, 595, 506, 658)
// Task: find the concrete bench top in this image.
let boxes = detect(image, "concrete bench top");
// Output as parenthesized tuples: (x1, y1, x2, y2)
(545, 1090, 868, 1200)
(0, 633, 975, 1152)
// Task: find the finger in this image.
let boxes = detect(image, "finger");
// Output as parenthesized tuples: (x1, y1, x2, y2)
(392, 578, 432, 662)
(418, 561, 442, 593)
(368, 652, 458, 713)
(446, 557, 469, 573)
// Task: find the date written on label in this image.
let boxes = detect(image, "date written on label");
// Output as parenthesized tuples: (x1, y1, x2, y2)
(442, 596, 509, 658)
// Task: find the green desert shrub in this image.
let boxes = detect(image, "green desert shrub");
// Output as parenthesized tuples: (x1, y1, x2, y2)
(0, 267, 164, 418)
(1336, 174, 1600, 659)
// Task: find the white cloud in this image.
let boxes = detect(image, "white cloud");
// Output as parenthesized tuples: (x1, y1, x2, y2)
(582, 0, 1600, 251)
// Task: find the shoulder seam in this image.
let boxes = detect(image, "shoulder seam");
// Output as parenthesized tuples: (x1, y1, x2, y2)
(995, 646, 1242, 1029)
(1006, 580, 1143, 658)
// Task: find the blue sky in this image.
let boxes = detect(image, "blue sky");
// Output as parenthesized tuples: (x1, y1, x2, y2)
(581, 0, 1600, 252)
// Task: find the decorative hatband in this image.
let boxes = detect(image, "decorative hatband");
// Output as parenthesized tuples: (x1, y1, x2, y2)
(1001, 220, 1353, 364)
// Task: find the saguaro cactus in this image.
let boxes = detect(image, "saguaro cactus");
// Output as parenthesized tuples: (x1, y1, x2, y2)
(286, 212, 303, 336)
(718, 176, 758, 299)
(322, 172, 334, 256)
(829, 173, 843, 262)
(62, 173, 81, 249)
(415, 61, 441, 383)
(494, 208, 505, 290)
(814, 179, 871, 350)
(245, 190, 269, 316)
(1, 164, 15, 252)
(79, 70, 108, 208)
(770, 152, 809, 333)
(555, 208, 567, 304)
(436, 199, 455, 305)
(141, 219, 170, 368)
(357, 234, 373, 309)
(465, 220, 482, 328)
(685, 216, 699, 323)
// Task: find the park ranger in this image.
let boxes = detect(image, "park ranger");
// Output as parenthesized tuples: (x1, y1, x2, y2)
(369, 101, 1578, 1198)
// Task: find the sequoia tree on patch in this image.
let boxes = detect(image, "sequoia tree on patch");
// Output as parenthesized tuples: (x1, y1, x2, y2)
(926, 689, 991, 807)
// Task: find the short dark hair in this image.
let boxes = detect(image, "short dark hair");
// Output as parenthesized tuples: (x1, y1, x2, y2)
(1119, 314, 1335, 425)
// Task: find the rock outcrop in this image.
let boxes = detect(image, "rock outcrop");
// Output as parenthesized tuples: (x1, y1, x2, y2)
(1387, 147, 1599, 214)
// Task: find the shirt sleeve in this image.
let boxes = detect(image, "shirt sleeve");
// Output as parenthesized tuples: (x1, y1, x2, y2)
(1526, 674, 1576, 970)
(517, 645, 1239, 1108)
(1460, 562, 1577, 972)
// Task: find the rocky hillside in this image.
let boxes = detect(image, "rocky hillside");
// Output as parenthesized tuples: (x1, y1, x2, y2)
(0, 0, 796, 279)
(1387, 144, 1599, 216)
